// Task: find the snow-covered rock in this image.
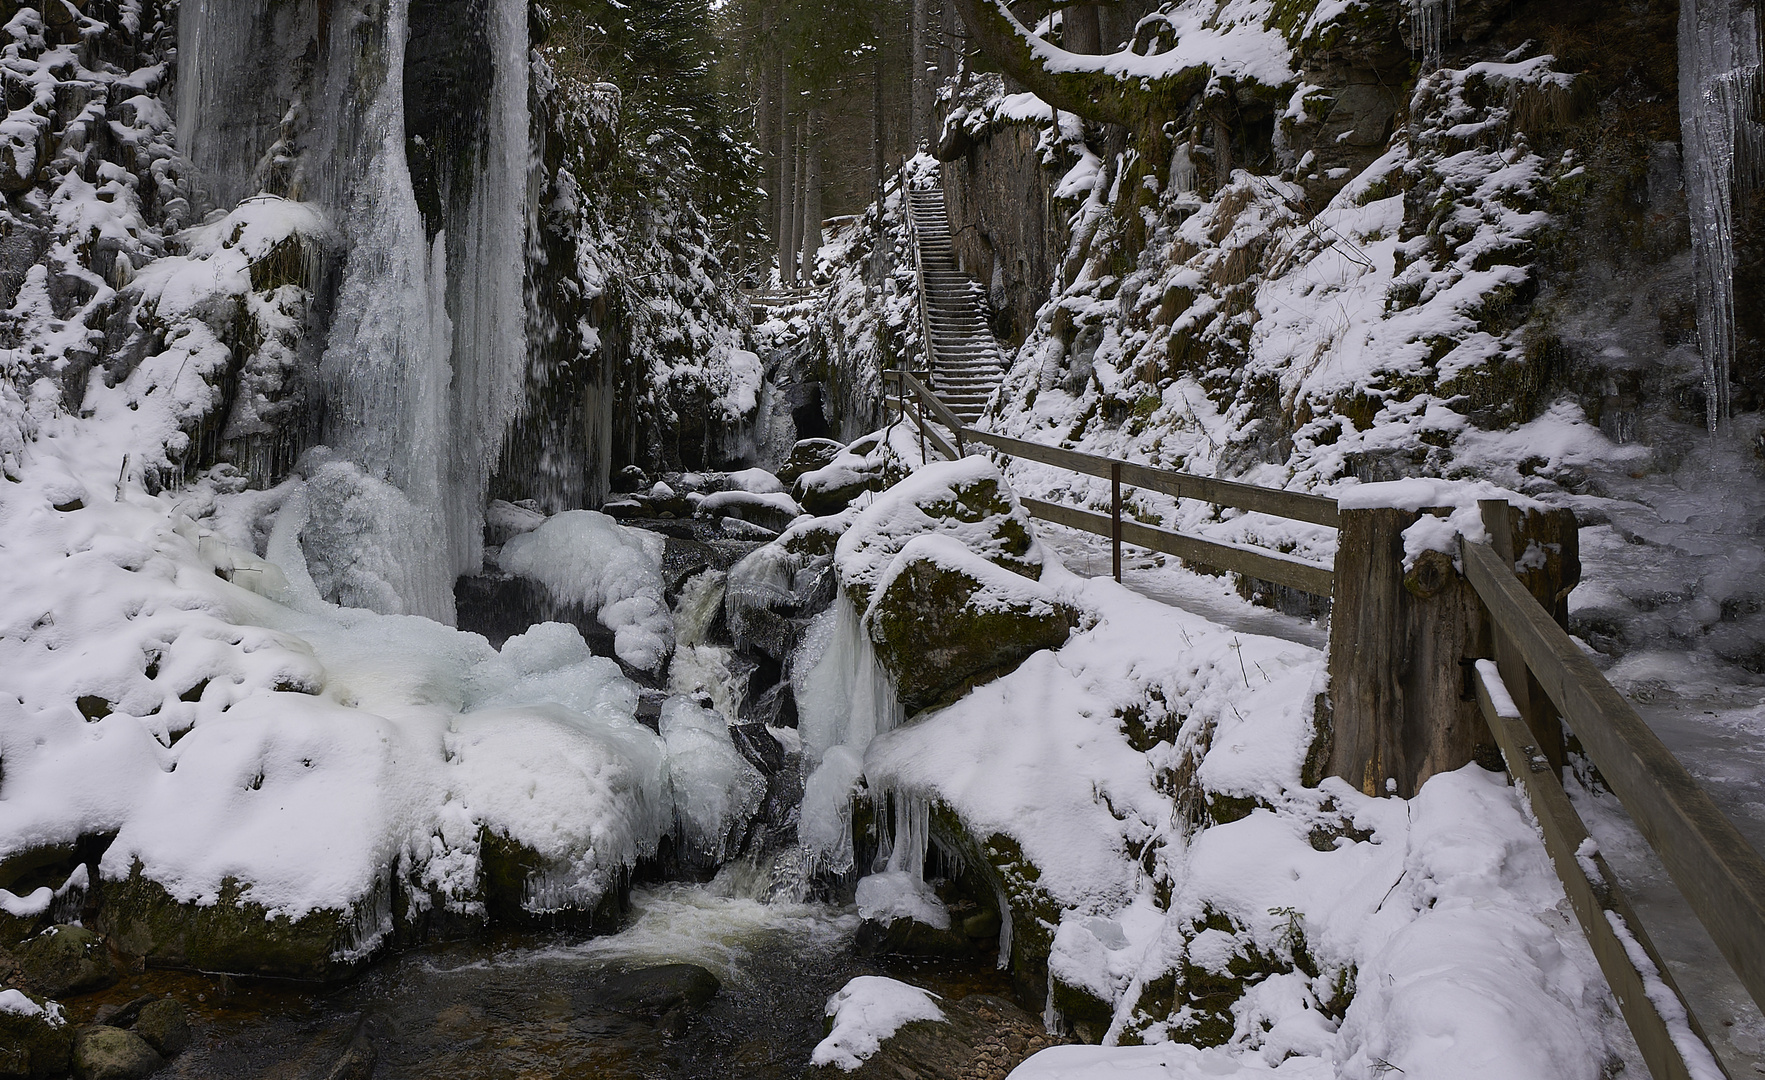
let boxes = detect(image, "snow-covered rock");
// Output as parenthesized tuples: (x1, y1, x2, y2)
(499, 510, 674, 672)
(812, 976, 945, 1071)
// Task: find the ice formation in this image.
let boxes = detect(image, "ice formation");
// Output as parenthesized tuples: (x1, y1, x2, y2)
(175, 0, 535, 622)
(1679, 0, 1764, 429)
(498, 510, 674, 672)
(658, 698, 767, 865)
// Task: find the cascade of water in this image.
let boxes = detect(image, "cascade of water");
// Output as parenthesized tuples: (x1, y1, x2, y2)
(1680, 0, 1764, 431)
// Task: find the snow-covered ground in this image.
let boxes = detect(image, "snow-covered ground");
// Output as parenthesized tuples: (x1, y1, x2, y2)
(0, 413, 764, 939)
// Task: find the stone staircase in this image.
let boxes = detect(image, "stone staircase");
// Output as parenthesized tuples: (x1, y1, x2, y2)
(907, 187, 1006, 424)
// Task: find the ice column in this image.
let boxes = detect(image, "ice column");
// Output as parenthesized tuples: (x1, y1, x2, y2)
(305, 0, 459, 621)
(1679, 0, 1764, 430)
(175, 0, 288, 211)
(447, 0, 532, 570)
(297, 0, 533, 622)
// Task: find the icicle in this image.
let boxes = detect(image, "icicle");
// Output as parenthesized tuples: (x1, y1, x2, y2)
(1170, 142, 1197, 196)
(1679, 0, 1764, 430)
(1408, 0, 1454, 72)
(793, 594, 906, 759)
(997, 882, 1015, 970)
(883, 790, 933, 879)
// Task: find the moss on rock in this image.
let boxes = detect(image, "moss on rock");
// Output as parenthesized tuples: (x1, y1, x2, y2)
(99, 868, 383, 982)
(0, 991, 72, 1078)
(867, 552, 1076, 715)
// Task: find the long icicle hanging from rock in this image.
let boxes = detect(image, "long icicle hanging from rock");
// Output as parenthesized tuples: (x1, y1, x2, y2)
(1680, 0, 1765, 431)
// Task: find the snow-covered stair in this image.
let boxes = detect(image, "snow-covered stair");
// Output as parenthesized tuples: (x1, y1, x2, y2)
(908, 187, 1006, 424)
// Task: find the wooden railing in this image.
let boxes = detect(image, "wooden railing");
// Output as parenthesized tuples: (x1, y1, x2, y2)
(884, 368, 1335, 595)
(904, 198, 939, 384)
(1464, 522, 1765, 1080)
(884, 366, 1764, 1080)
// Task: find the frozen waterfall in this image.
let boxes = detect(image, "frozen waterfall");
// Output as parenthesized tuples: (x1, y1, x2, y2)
(177, 0, 534, 623)
(1679, 0, 1764, 430)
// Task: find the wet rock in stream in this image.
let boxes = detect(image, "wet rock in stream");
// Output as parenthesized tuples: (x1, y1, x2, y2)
(130, 999, 190, 1058)
(70, 1025, 161, 1080)
(598, 963, 722, 1026)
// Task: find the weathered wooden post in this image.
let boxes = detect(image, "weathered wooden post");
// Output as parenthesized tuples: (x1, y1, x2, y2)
(1324, 505, 1490, 797)
(1324, 495, 1579, 797)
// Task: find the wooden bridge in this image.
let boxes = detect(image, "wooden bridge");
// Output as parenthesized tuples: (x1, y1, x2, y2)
(886, 366, 1765, 1080)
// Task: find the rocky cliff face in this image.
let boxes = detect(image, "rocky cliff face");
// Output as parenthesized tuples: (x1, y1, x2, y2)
(935, 0, 1707, 497)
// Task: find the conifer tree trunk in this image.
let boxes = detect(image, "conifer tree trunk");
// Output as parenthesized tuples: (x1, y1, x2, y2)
(792, 121, 809, 280)
(776, 79, 795, 284)
(799, 109, 823, 281)
(938, 0, 956, 84)
(911, 0, 930, 146)
(873, 52, 886, 207)
(1067, 3, 1102, 53)
(758, 53, 777, 256)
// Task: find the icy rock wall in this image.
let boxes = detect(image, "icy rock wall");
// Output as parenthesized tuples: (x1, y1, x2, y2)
(1679, 0, 1764, 429)
(176, 0, 533, 622)
(175, 0, 317, 212)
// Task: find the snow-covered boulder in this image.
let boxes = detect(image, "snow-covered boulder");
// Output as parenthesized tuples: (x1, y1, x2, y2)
(810, 976, 1060, 1077)
(852, 871, 971, 958)
(830, 458, 1072, 713)
(793, 427, 920, 517)
(0, 989, 72, 1078)
(100, 870, 391, 983)
(778, 438, 844, 485)
(866, 534, 1076, 714)
(694, 488, 804, 534)
(833, 456, 1044, 611)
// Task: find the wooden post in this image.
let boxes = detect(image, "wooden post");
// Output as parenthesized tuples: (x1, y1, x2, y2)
(1480, 500, 1566, 772)
(1325, 507, 1492, 797)
(1110, 462, 1122, 582)
(1325, 501, 1581, 798)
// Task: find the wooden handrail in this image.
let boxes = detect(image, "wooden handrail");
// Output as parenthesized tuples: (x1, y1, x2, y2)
(886, 369, 967, 444)
(971, 429, 1340, 527)
(906, 192, 939, 382)
(882, 369, 1338, 527)
(1462, 538, 1765, 1014)
(1021, 498, 1334, 596)
(1473, 662, 1728, 1080)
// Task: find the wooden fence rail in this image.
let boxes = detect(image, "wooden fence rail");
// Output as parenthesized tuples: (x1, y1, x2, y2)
(1464, 536, 1765, 1019)
(881, 363, 1763, 1079)
(1472, 660, 1727, 1080)
(884, 369, 1337, 595)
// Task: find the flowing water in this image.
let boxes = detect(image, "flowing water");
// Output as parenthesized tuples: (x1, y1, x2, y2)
(73, 869, 1012, 1078)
